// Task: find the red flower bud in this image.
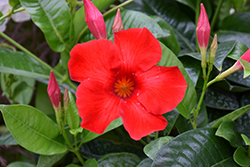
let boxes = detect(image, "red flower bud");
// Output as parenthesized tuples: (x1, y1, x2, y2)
(233, 49, 250, 71)
(112, 9, 123, 33)
(47, 71, 61, 108)
(83, 0, 107, 39)
(196, 3, 210, 49)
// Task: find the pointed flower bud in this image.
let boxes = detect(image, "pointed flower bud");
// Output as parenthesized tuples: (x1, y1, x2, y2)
(112, 9, 123, 33)
(47, 71, 61, 108)
(196, 3, 211, 50)
(208, 34, 218, 71)
(83, 0, 107, 39)
(207, 49, 250, 87)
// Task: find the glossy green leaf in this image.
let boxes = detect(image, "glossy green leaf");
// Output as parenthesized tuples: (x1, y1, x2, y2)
(137, 158, 153, 167)
(213, 41, 236, 71)
(163, 109, 179, 135)
(0, 48, 50, 79)
(37, 153, 67, 167)
(143, 136, 174, 160)
(179, 56, 201, 86)
(175, 0, 195, 11)
(233, 146, 250, 167)
(151, 15, 180, 55)
(81, 118, 122, 143)
(65, 165, 80, 167)
(241, 134, 250, 145)
(239, 59, 250, 78)
(35, 82, 54, 115)
(9, 0, 20, 8)
(217, 31, 250, 48)
(97, 153, 141, 167)
(83, 159, 99, 167)
(66, 91, 80, 130)
(7, 162, 35, 167)
(0, 132, 18, 145)
(227, 41, 248, 61)
(212, 104, 250, 128)
(152, 128, 236, 167)
(204, 88, 239, 110)
(19, 0, 71, 52)
(215, 120, 243, 147)
(211, 157, 240, 167)
(142, 0, 196, 52)
(80, 139, 144, 159)
(0, 12, 5, 25)
(235, 111, 250, 139)
(0, 104, 67, 155)
(159, 42, 197, 118)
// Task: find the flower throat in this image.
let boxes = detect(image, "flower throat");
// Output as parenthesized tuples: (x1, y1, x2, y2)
(114, 76, 134, 98)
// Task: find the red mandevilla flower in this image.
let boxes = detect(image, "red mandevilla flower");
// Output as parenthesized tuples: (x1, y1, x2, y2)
(83, 0, 107, 39)
(196, 3, 210, 49)
(47, 71, 61, 108)
(68, 27, 187, 140)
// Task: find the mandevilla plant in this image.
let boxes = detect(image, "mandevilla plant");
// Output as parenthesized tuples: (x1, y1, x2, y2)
(1, 0, 250, 166)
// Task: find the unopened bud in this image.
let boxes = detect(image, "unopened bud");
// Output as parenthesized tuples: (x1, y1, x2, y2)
(208, 34, 218, 71)
(112, 9, 123, 33)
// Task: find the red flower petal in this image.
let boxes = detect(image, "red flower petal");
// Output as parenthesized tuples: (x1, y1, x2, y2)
(76, 79, 121, 134)
(137, 66, 187, 115)
(68, 39, 120, 83)
(120, 97, 168, 140)
(114, 28, 161, 72)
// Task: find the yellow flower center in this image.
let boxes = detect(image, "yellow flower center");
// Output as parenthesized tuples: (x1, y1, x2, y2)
(114, 77, 134, 98)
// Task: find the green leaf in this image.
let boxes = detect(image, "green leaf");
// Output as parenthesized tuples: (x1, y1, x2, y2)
(0, 48, 50, 79)
(143, 136, 174, 160)
(19, 0, 71, 52)
(37, 153, 67, 167)
(142, 0, 196, 52)
(227, 41, 248, 61)
(151, 15, 180, 55)
(217, 31, 250, 48)
(239, 59, 250, 78)
(233, 146, 250, 167)
(83, 159, 99, 167)
(9, 0, 20, 8)
(137, 158, 153, 167)
(0, 104, 67, 155)
(159, 42, 197, 119)
(81, 118, 122, 143)
(7, 162, 35, 167)
(0, 12, 5, 26)
(211, 157, 240, 167)
(66, 91, 80, 130)
(212, 104, 250, 128)
(163, 109, 179, 135)
(204, 88, 239, 110)
(215, 120, 243, 147)
(0, 132, 18, 145)
(175, 0, 195, 11)
(152, 128, 236, 167)
(80, 139, 144, 159)
(97, 153, 141, 167)
(235, 111, 250, 139)
(213, 41, 236, 71)
(241, 134, 250, 145)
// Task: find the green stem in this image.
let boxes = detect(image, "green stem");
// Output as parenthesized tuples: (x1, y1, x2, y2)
(211, 0, 224, 31)
(193, 70, 211, 128)
(74, 150, 85, 165)
(154, 131, 159, 140)
(103, 0, 134, 17)
(0, 31, 77, 91)
(139, 139, 147, 146)
(0, 7, 25, 22)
